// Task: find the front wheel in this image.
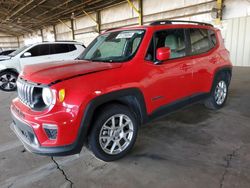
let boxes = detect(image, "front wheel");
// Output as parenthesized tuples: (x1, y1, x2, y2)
(0, 71, 18, 92)
(204, 73, 229, 110)
(88, 104, 138, 162)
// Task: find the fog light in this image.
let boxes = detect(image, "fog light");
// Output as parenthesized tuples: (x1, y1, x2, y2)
(43, 124, 58, 140)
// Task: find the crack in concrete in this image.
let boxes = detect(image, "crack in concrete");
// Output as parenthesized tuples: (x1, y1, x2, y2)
(51, 157, 74, 188)
(219, 146, 242, 188)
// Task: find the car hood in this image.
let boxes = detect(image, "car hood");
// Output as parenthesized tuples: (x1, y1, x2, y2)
(0, 55, 11, 61)
(21, 60, 123, 85)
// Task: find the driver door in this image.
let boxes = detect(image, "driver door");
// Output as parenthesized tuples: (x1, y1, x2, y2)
(19, 44, 52, 69)
(144, 28, 194, 111)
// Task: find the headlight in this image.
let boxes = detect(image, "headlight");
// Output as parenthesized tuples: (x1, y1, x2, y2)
(42, 87, 53, 106)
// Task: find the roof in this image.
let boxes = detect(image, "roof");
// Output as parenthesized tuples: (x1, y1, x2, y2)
(0, 0, 126, 36)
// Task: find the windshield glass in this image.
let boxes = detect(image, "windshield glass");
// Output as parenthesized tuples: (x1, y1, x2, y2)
(9, 45, 32, 57)
(79, 30, 145, 62)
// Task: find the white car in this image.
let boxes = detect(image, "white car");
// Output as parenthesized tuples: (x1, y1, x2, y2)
(0, 41, 85, 91)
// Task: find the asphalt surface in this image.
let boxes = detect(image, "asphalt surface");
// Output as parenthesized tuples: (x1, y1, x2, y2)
(0, 67, 250, 188)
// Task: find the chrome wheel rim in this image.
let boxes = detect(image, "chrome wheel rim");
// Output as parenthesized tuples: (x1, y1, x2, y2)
(0, 73, 17, 91)
(99, 114, 134, 155)
(214, 80, 227, 105)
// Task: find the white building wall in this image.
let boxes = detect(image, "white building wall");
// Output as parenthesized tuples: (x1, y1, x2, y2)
(55, 21, 73, 41)
(0, 32, 19, 51)
(42, 26, 55, 42)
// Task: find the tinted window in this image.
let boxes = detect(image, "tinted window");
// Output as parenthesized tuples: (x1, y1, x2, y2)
(146, 29, 186, 61)
(68, 44, 77, 51)
(39, 45, 50, 56)
(27, 45, 40, 57)
(50, 44, 76, 54)
(26, 44, 50, 57)
(209, 30, 217, 48)
(190, 29, 210, 55)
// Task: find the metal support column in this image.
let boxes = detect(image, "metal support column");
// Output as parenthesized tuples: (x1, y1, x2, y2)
(96, 11, 101, 33)
(17, 36, 20, 48)
(127, 0, 143, 25)
(40, 29, 44, 42)
(71, 19, 75, 40)
(53, 25, 57, 41)
(83, 10, 100, 33)
(215, 0, 223, 24)
(58, 19, 75, 40)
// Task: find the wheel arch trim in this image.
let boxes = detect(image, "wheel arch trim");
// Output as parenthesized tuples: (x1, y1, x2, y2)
(73, 87, 147, 153)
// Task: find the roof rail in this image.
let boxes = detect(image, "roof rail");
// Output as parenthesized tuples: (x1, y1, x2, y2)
(54, 40, 78, 42)
(41, 40, 78, 43)
(150, 20, 213, 27)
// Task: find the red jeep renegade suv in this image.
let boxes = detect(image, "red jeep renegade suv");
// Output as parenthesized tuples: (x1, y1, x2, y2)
(10, 20, 232, 161)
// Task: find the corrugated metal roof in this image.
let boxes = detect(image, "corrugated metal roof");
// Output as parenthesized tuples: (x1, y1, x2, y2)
(0, 0, 126, 36)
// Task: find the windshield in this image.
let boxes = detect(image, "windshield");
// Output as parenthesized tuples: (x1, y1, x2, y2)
(9, 44, 32, 57)
(79, 30, 145, 62)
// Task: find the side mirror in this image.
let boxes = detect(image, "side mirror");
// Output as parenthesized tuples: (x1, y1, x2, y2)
(156, 47, 171, 62)
(23, 52, 32, 57)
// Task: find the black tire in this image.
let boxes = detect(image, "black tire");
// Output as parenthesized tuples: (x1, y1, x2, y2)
(88, 104, 138, 162)
(204, 72, 230, 110)
(0, 71, 18, 92)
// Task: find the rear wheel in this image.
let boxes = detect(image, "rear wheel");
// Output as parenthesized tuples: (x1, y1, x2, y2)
(88, 104, 138, 162)
(0, 71, 18, 92)
(204, 73, 229, 110)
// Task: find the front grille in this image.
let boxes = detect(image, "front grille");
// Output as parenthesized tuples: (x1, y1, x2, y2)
(17, 79, 35, 108)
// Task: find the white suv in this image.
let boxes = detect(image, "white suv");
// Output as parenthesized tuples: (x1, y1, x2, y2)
(0, 41, 85, 91)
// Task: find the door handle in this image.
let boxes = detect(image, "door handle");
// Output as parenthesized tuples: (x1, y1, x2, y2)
(180, 63, 192, 70)
(209, 57, 218, 64)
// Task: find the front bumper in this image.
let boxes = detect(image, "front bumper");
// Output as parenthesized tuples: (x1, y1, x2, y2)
(11, 108, 81, 156)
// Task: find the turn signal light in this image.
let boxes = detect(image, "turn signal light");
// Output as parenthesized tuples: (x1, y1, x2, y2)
(58, 89, 65, 102)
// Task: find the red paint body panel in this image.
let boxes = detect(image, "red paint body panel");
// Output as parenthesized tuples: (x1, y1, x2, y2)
(21, 60, 122, 84)
(11, 24, 232, 150)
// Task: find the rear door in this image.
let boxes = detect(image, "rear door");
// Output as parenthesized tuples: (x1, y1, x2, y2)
(187, 28, 217, 94)
(49, 43, 82, 61)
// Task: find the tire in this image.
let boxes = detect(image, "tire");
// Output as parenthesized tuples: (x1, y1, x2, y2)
(88, 104, 138, 162)
(0, 71, 18, 92)
(204, 72, 230, 110)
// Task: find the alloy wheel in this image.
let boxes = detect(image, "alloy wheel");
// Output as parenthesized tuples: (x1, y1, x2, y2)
(99, 114, 134, 155)
(0, 73, 17, 91)
(214, 80, 227, 105)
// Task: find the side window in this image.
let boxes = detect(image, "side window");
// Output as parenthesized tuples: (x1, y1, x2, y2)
(50, 44, 71, 55)
(209, 30, 217, 48)
(68, 44, 77, 52)
(39, 45, 50, 56)
(190, 29, 210, 55)
(145, 39, 154, 61)
(27, 45, 41, 57)
(145, 29, 186, 61)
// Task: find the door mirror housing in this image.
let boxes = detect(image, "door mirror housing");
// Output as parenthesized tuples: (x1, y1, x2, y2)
(23, 52, 32, 57)
(156, 47, 171, 62)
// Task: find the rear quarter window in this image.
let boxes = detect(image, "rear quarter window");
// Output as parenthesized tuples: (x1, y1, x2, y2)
(209, 30, 217, 48)
(189, 28, 210, 55)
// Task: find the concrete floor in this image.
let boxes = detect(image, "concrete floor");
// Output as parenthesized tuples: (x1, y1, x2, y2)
(0, 67, 250, 188)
